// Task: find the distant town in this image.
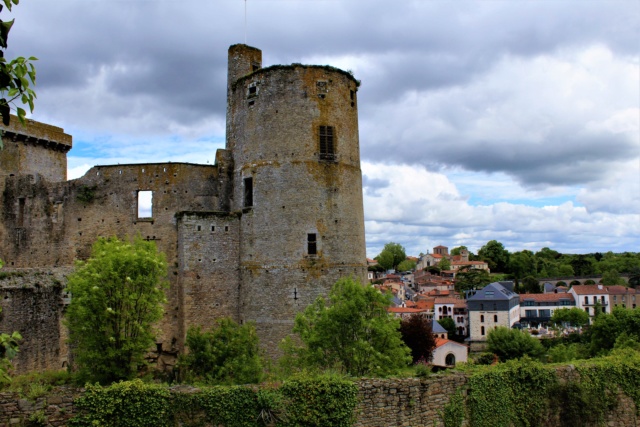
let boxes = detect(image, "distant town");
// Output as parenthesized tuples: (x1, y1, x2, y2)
(370, 242, 640, 365)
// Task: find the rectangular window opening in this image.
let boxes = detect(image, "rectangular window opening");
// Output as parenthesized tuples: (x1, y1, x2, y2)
(243, 177, 253, 207)
(137, 191, 153, 218)
(319, 126, 335, 161)
(307, 233, 317, 256)
(17, 198, 25, 227)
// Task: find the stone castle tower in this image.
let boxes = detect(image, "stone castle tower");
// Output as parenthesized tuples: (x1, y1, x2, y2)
(0, 44, 367, 371)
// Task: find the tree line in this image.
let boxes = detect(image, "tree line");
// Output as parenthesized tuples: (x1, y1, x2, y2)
(372, 240, 640, 292)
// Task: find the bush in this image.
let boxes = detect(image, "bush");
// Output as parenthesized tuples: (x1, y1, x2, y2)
(70, 380, 172, 427)
(279, 373, 358, 427)
(65, 236, 168, 384)
(180, 318, 263, 385)
(486, 327, 545, 362)
(474, 352, 496, 365)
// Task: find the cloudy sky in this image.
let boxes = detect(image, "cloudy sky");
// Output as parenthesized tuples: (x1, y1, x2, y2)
(5, 0, 639, 257)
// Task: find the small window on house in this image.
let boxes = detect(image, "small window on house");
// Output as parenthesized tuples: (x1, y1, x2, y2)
(224, 226, 229, 232)
(243, 177, 253, 207)
(585, 307, 590, 314)
(197, 225, 201, 231)
(494, 315, 498, 322)
(211, 226, 215, 232)
(307, 233, 317, 256)
(137, 191, 153, 218)
(319, 125, 335, 161)
(480, 315, 484, 322)
(481, 326, 485, 336)
(585, 296, 589, 304)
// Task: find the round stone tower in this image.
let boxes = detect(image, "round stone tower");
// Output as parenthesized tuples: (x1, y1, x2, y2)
(226, 44, 367, 352)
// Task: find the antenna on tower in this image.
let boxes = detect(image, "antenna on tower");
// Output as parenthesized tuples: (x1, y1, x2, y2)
(244, 0, 247, 44)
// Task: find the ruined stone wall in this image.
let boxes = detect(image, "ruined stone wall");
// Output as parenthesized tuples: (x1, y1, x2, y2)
(0, 162, 223, 347)
(0, 269, 71, 373)
(176, 211, 241, 345)
(227, 46, 367, 353)
(0, 116, 71, 185)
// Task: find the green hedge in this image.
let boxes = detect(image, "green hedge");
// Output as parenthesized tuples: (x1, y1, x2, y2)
(69, 376, 358, 427)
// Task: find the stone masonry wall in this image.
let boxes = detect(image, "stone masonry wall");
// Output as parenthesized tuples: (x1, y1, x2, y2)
(0, 371, 638, 426)
(0, 269, 71, 373)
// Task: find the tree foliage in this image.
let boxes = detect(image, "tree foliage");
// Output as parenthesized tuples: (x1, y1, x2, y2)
(0, 0, 37, 139)
(454, 268, 491, 292)
(286, 277, 411, 376)
(478, 240, 509, 273)
(396, 259, 416, 272)
(65, 236, 168, 384)
(438, 257, 451, 271)
(399, 314, 436, 364)
(180, 318, 263, 385)
(589, 307, 640, 356)
(438, 317, 457, 338)
(375, 242, 407, 271)
(486, 327, 545, 362)
(551, 307, 590, 328)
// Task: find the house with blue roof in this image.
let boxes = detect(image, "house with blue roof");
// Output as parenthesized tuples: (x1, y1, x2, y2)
(466, 281, 520, 351)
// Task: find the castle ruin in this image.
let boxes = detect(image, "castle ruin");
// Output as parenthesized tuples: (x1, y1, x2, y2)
(0, 44, 367, 372)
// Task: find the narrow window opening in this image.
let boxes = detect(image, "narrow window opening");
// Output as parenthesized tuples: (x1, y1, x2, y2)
(243, 177, 253, 207)
(307, 233, 317, 256)
(494, 315, 498, 322)
(197, 225, 201, 231)
(224, 226, 229, 232)
(137, 191, 153, 218)
(211, 226, 215, 232)
(17, 198, 25, 227)
(248, 100, 255, 107)
(481, 326, 485, 336)
(319, 125, 335, 161)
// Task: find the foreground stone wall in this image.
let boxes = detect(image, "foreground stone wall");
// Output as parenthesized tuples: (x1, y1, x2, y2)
(0, 371, 637, 427)
(355, 375, 468, 427)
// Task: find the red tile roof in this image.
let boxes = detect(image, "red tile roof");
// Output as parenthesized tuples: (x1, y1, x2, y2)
(434, 297, 462, 304)
(606, 286, 640, 295)
(435, 337, 467, 348)
(570, 285, 608, 295)
(387, 307, 425, 314)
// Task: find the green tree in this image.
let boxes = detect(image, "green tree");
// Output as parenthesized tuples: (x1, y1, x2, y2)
(601, 269, 625, 286)
(65, 236, 168, 384)
(450, 246, 468, 256)
(508, 250, 536, 280)
(399, 314, 436, 364)
(478, 240, 510, 273)
(375, 242, 407, 271)
(569, 255, 595, 276)
(438, 317, 456, 337)
(551, 308, 589, 328)
(521, 276, 541, 294)
(397, 259, 416, 272)
(486, 327, 545, 362)
(438, 257, 451, 271)
(454, 268, 491, 293)
(287, 277, 411, 376)
(0, 0, 37, 137)
(0, 308, 21, 384)
(180, 318, 263, 385)
(589, 307, 640, 356)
